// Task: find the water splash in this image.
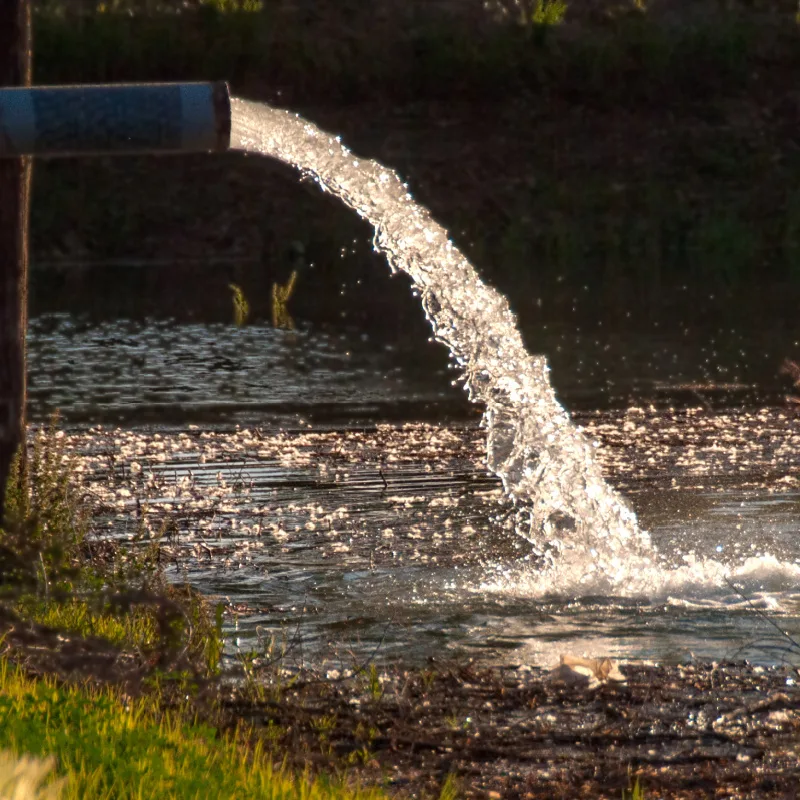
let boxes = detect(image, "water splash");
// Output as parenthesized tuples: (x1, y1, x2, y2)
(230, 98, 655, 585)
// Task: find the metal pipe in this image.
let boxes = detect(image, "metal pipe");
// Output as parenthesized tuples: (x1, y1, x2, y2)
(0, 82, 230, 157)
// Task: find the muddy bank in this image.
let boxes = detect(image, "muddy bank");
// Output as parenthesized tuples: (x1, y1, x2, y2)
(6, 593, 799, 798)
(224, 658, 800, 798)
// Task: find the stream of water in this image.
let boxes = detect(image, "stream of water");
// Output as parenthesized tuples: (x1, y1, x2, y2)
(228, 99, 800, 609)
(229, 98, 654, 583)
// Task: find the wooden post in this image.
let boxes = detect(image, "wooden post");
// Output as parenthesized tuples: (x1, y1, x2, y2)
(0, 0, 32, 524)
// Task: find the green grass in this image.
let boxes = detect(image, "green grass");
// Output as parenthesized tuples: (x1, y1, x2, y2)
(0, 658, 387, 800)
(623, 777, 645, 800)
(529, 0, 568, 26)
(14, 595, 160, 650)
(437, 773, 460, 800)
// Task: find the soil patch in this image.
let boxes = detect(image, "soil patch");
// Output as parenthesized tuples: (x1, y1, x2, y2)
(225, 658, 800, 798)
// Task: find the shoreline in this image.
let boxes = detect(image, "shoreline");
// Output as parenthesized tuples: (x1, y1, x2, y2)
(4, 577, 800, 796)
(222, 656, 800, 798)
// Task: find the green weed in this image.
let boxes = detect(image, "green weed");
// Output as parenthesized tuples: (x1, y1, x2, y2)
(530, 0, 568, 25)
(271, 270, 298, 330)
(229, 283, 250, 326)
(1, 418, 92, 600)
(312, 713, 338, 756)
(200, 0, 263, 12)
(311, 713, 338, 736)
(419, 669, 437, 690)
(438, 773, 460, 800)
(345, 747, 374, 768)
(262, 720, 286, 746)
(623, 777, 645, 800)
(444, 714, 471, 732)
(362, 663, 384, 702)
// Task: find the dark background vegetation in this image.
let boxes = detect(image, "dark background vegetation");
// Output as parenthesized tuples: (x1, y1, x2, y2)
(29, 0, 800, 334)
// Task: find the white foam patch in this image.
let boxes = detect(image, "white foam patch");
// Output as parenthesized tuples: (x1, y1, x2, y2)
(479, 551, 800, 611)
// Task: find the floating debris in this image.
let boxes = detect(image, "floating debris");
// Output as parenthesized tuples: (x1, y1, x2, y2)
(550, 654, 627, 688)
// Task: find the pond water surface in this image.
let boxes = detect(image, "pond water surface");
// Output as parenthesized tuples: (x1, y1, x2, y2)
(28, 308, 800, 668)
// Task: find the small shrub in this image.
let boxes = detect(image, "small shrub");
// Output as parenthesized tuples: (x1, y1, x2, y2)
(0, 422, 223, 680)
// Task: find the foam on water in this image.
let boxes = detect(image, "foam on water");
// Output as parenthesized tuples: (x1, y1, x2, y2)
(479, 550, 800, 609)
(229, 99, 797, 599)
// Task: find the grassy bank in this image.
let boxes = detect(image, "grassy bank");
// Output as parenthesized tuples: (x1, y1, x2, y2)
(0, 425, 391, 799)
(0, 422, 223, 682)
(32, 0, 796, 106)
(0, 658, 386, 800)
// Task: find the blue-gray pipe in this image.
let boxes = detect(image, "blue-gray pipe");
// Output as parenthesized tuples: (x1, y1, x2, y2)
(0, 82, 230, 157)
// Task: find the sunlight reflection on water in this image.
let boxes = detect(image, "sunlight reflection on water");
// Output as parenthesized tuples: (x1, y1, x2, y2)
(59, 407, 800, 667)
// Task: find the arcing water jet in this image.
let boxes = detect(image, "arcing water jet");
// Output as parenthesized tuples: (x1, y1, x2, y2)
(228, 97, 656, 584)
